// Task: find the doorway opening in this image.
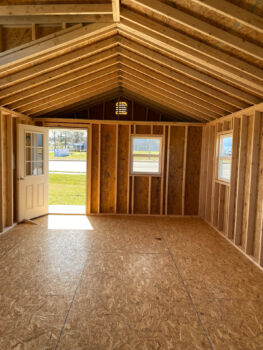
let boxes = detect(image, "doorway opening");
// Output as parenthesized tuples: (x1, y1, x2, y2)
(48, 129, 87, 214)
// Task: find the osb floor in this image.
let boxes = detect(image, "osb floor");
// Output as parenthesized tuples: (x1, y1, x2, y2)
(0, 216, 263, 350)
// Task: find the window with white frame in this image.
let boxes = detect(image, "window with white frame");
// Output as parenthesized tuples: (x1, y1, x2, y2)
(217, 132, 232, 182)
(130, 136, 162, 175)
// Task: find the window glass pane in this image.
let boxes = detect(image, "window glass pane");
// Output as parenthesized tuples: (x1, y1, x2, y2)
(26, 133, 31, 146)
(37, 148, 43, 161)
(32, 133, 38, 147)
(219, 159, 231, 181)
(26, 162, 32, 176)
(37, 162, 43, 175)
(132, 137, 161, 174)
(220, 136, 232, 157)
(133, 138, 160, 153)
(133, 155, 159, 173)
(32, 147, 37, 162)
(218, 133, 232, 181)
(37, 134, 43, 147)
(26, 147, 31, 161)
(32, 161, 38, 175)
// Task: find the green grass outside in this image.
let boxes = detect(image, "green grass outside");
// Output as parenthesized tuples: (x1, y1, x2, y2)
(49, 173, 86, 205)
(133, 157, 158, 162)
(49, 151, 87, 160)
(133, 151, 159, 154)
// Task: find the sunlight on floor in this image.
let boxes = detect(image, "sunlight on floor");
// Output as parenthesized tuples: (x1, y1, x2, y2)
(48, 215, 93, 230)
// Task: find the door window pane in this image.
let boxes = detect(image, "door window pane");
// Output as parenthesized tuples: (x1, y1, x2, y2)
(26, 162, 32, 176)
(37, 134, 43, 147)
(26, 133, 31, 146)
(32, 161, 38, 175)
(37, 162, 43, 175)
(32, 133, 38, 147)
(26, 147, 31, 161)
(32, 147, 37, 162)
(25, 132, 44, 176)
(37, 148, 43, 161)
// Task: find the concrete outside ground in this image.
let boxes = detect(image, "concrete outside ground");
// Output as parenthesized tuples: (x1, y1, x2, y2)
(49, 160, 159, 174)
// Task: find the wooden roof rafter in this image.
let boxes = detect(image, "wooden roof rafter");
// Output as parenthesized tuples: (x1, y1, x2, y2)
(112, 0, 120, 22)
(121, 0, 263, 61)
(189, 0, 263, 34)
(0, 36, 119, 91)
(40, 88, 194, 122)
(5, 58, 119, 108)
(0, 22, 117, 73)
(46, 88, 124, 114)
(37, 86, 196, 123)
(120, 78, 210, 122)
(27, 71, 212, 121)
(0, 0, 262, 123)
(119, 67, 220, 118)
(32, 80, 121, 117)
(0, 21, 259, 117)
(117, 37, 258, 106)
(0, 15, 114, 26)
(11, 64, 206, 122)
(3, 52, 234, 119)
(13, 66, 120, 114)
(18, 70, 120, 115)
(1, 47, 241, 120)
(119, 10, 263, 95)
(39, 88, 124, 116)
(0, 34, 256, 112)
(118, 88, 197, 122)
(0, 4, 113, 16)
(0, 4, 114, 26)
(119, 56, 235, 114)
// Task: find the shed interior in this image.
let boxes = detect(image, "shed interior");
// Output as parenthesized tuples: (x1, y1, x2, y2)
(0, 0, 263, 349)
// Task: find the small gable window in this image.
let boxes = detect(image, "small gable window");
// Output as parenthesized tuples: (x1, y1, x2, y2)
(116, 101, 128, 115)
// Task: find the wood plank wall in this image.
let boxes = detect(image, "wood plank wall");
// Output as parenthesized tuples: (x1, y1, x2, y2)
(200, 110, 263, 269)
(0, 109, 33, 233)
(89, 122, 203, 216)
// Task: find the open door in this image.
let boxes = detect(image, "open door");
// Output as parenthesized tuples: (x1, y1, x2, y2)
(17, 124, 49, 222)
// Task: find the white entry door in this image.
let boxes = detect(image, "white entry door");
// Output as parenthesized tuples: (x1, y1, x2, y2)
(17, 124, 49, 222)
